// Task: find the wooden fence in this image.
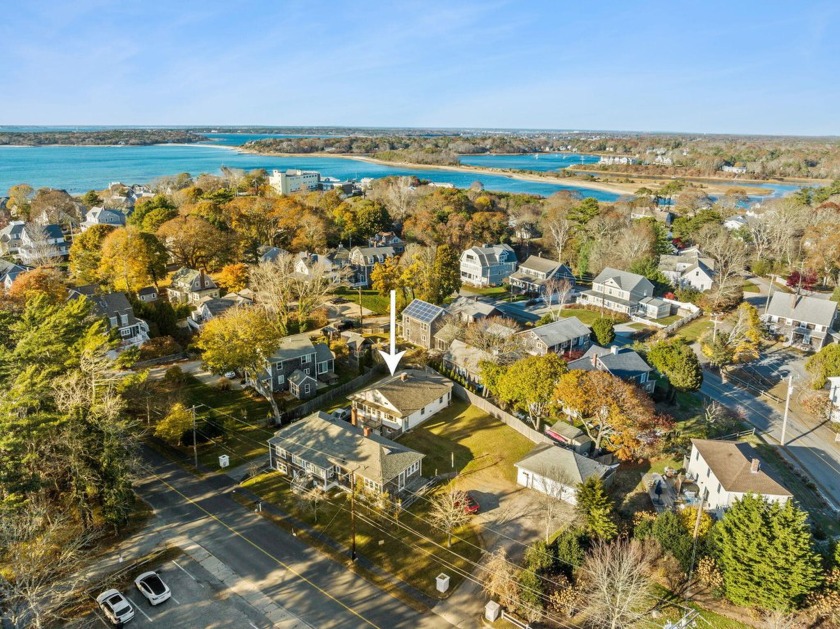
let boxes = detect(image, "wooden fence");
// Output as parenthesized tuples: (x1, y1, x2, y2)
(283, 369, 380, 421)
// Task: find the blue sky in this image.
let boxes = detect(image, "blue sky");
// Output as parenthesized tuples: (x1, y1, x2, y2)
(2, 1, 839, 134)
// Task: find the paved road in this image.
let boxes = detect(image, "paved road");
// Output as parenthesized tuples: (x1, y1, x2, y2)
(700, 369, 840, 511)
(136, 446, 451, 629)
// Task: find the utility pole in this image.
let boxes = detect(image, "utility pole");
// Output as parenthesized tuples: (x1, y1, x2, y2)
(350, 471, 357, 561)
(765, 275, 774, 315)
(191, 405, 198, 468)
(781, 374, 793, 447)
(686, 492, 706, 586)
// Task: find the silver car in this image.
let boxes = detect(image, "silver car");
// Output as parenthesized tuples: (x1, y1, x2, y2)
(134, 571, 171, 605)
(96, 589, 135, 625)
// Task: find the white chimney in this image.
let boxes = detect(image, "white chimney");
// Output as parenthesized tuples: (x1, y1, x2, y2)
(610, 345, 619, 355)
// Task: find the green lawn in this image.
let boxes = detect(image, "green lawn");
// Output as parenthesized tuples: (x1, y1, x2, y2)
(742, 281, 760, 294)
(657, 314, 683, 325)
(180, 376, 274, 470)
(397, 400, 536, 483)
(675, 317, 712, 343)
(459, 285, 510, 298)
(653, 586, 750, 629)
(556, 308, 605, 326)
(356, 290, 390, 315)
(243, 472, 484, 599)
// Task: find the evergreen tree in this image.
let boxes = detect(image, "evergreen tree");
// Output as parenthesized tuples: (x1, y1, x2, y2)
(647, 338, 703, 392)
(430, 244, 461, 303)
(576, 477, 617, 540)
(591, 317, 616, 346)
(553, 527, 587, 578)
(652, 511, 693, 570)
(716, 494, 822, 610)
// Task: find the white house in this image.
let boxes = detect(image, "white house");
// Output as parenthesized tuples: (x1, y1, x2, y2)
(658, 248, 716, 292)
(268, 169, 321, 195)
(828, 377, 840, 423)
(459, 244, 518, 287)
(686, 439, 791, 512)
(762, 293, 838, 350)
(81, 207, 126, 232)
(508, 255, 575, 296)
(514, 444, 617, 505)
(167, 268, 220, 304)
(349, 370, 453, 437)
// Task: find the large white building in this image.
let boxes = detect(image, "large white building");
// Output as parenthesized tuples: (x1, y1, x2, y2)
(686, 439, 791, 512)
(268, 169, 322, 195)
(459, 244, 517, 287)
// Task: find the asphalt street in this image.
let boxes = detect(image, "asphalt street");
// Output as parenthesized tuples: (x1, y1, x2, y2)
(136, 446, 452, 629)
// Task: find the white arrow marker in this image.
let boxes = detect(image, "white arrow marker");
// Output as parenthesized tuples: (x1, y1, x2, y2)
(378, 289, 406, 375)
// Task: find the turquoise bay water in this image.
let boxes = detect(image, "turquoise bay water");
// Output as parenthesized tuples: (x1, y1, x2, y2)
(0, 143, 621, 200)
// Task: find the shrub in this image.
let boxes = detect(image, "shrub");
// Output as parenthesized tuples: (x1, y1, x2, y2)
(163, 365, 186, 385)
(139, 336, 182, 361)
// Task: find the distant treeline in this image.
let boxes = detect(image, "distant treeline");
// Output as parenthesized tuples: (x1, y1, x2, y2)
(245, 132, 840, 179)
(0, 129, 204, 146)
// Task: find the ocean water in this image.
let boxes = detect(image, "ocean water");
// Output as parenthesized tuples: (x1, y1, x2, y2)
(459, 152, 600, 171)
(0, 143, 621, 200)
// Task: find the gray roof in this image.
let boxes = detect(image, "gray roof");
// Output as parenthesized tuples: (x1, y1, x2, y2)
(314, 342, 334, 364)
(463, 243, 516, 267)
(259, 246, 288, 263)
(523, 317, 590, 347)
(197, 296, 242, 316)
(568, 345, 652, 380)
(0, 260, 29, 283)
(592, 267, 651, 293)
(403, 299, 446, 324)
(268, 411, 424, 485)
(288, 369, 316, 386)
(340, 331, 370, 349)
(518, 255, 571, 276)
(31, 224, 65, 240)
(515, 444, 615, 485)
(446, 296, 500, 320)
(0, 222, 25, 240)
(351, 246, 396, 264)
(90, 292, 139, 327)
(350, 369, 453, 417)
(764, 293, 837, 328)
(546, 420, 591, 443)
(442, 339, 493, 374)
(137, 286, 158, 297)
(269, 334, 316, 363)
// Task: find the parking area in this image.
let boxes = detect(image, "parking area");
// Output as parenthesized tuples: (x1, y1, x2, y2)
(79, 554, 273, 628)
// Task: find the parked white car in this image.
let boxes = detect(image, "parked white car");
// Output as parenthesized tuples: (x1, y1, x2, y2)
(332, 407, 350, 421)
(134, 571, 171, 605)
(224, 371, 237, 379)
(96, 589, 135, 625)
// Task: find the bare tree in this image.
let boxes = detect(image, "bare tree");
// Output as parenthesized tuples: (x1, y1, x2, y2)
(696, 224, 748, 305)
(0, 506, 99, 629)
(428, 488, 472, 547)
(579, 538, 655, 629)
(291, 260, 333, 331)
(464, 316, 522, 361)
(544, 278, 574, 321)
(481, 547, 521, 610)
(249, 254, 297, 335)
(296, 487, 328, 523)
(22, 224, 62, 267)
(531, 467, 572, 541)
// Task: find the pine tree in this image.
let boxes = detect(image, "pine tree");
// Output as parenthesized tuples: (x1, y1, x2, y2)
(652, 511, 693, 570)
(716, 494, 822, 610)
(576, 477, 617, 540)
(591, 317, 615, 346)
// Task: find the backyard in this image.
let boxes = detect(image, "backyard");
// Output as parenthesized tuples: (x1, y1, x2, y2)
(674, 316, 712, 343)
(397, 400, 535, 484)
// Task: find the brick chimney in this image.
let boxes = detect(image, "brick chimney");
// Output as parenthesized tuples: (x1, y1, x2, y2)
(399, 372, 409, 381)
(750, 458, 760, 474)
(591, 352, 598, 367)
(363, 426, 371, 438)
(350, 407, 358, 426)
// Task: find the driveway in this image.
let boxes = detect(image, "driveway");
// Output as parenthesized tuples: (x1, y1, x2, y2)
(147, 359, 243, 390)
(435, 465, 575, 627)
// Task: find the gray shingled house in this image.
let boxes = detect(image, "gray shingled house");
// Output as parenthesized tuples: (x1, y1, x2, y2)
(762, 292, 838, 350)
(401, 298, 446, 349)
(567, 344, 655, 392)
(268, 411, 425, 499)
(508, 255, 575, 295)
(518, 317, 591, 356)
(256, 334, 335, 400)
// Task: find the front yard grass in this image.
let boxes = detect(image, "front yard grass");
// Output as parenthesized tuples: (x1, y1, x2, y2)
(460, 285, 510, 298)
(243, 471, 484, 599)
(742, 280, 760, 293)
(356, 289, 390, 314)
(556, 307, 605, 326)
(397, 400, 535, 483)
(674, 317, 712, 343)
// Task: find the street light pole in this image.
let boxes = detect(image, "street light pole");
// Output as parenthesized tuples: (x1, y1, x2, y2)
(350, 470, 357, 562)
(781, 374, 793, 447)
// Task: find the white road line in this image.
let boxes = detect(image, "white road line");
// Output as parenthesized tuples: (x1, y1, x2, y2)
(170, 595, 181, 605)
(172, 559, 199, 582)
(127, 597, 153, 622)
(249, 623, 259, 629)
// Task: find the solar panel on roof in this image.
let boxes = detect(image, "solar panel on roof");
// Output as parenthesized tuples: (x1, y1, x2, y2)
(404, 299, 444, 323)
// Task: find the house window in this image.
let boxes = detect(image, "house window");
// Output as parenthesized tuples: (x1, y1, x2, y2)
(717, 483, 721, 493)
(695, 450, 699, 460)
(292, 454, 304, 466)
(276, 447, 287, 459)
(421, 407, 425, 415)
(109, 316, 118, 327)
(318, 362, 327, 374)
(304, 383, 311, 394)
(277, 374, 284, 385)
(120, 327, 131, 337)
(277, 462, 287, 474)
(304, 368, 310, 375)
(363, 477, 379, 492)
(706, 468, 710, 478)
(120, 313, 129, 326)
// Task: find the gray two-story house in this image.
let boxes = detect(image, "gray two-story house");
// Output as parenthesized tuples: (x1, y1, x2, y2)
(349, 246, 396, 287)
(259, 334, 335, 400)
(568, 345, 655, 392)
(579, 267, 669, 319)
(459, 244, 517, 287)
(401, 298, 446, 349)
(762, 293, 838, 350)
(518, 317, 591, 356)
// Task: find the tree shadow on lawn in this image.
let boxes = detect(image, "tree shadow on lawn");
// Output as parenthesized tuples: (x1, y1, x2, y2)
(612, 459, 653, 521)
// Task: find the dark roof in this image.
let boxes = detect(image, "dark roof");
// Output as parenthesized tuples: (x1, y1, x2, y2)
(402, 299, 445, 324)
(90, 292, 139, 327)
(269, 334, 316, 362)
(268, 411, 424, 485)
(568, 345, 652, 379)
(515, 444, 615, 485)
(138, 286, 158, 297)
(522, 317, 590, 348)
(314, 342, 334, 364)
(691, 439, 791, 497)
(288, 369, 316, 386)
(592, 267, 651, 293)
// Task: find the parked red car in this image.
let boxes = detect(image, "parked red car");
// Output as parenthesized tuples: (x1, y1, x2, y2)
(459, 492, 480, 514)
